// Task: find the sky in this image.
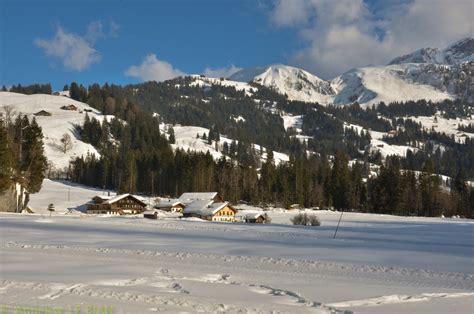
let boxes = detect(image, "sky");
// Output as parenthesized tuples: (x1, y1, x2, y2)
(0, 0, 472, 90)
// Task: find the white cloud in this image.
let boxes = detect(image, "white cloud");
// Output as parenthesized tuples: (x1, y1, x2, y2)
(203, 65, 242, 78)
(125, 54, 186, 82)
(270, 0, 473, 79)
(35, 21, 119, 71)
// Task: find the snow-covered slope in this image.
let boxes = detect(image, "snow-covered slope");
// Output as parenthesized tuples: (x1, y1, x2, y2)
(231, 64, 335, 104)
(162, 124, 289, 166)
(389, 37, 474, 65)
(331, 64, 455, 107)
(28, 179, 116, 214)
(227, 38, 472, 106)
(188, 75, 257, 96)
(0, 92, 114, 171)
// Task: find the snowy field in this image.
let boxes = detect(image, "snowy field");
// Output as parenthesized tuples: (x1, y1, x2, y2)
(0, 209, 472, 313)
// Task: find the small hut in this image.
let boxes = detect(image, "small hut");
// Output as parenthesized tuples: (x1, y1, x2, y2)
(34, 110, 52, 117)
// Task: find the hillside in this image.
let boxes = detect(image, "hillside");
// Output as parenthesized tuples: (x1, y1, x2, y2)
(0, 92, 114, 171)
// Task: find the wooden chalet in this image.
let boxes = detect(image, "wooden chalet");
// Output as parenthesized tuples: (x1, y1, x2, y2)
(182, 201, 236, 222)
(60, 104, 78, 111)
(178, 192, 224, 204)
(178, 192, 235, 222)
(154, 198, 186, 213)
(87, 194, 147, 215)
(34, 110, 52, 117)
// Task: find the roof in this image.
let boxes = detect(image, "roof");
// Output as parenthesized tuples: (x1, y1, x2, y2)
(245, 212, 266, 219)
(178, 192, 218, 202)
(183, 200, 233, 216)
(102, 193, 147, 206)
(154, 198, 184, 208)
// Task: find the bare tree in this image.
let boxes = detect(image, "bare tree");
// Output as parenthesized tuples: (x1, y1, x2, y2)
(1, 105, 16, 127)
(60, 133, 73, 153)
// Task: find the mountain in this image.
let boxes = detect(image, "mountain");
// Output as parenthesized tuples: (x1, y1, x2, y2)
(230, 64, 335, 104)
(331, 63, 457, 106)
(228, 38, 473, 106)
(389, 37, 474, 65)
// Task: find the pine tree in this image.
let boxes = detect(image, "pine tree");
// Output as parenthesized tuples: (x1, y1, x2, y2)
(329, 151, 350, 210)
(22, 118, 47, 193)
(168, 127, 175, 144)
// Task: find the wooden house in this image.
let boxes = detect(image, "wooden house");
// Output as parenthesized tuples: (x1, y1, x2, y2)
(60, 104, 78, 111)
(178, 192, 224, 204)
(154, 198, 186, 213)
(182, 201, 236, 222)
(244, 213, 268, 224)
(87, 194, 147, 215)
(34, 110, 52, 117)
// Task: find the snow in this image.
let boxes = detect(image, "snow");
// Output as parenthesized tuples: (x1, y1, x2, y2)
(332, 64, 454, 107)
(2, 178, 473, 312)
(389, 37, 474, 65)
(169, 124, 289, 166)
(189, 75, 257, 96)
(369, 139, 416, 158)
(0, 92, 114, 171)
(0, 210, 472, 313)
(231, 115, 246, 123)
(282, 114, 303, 131)
(27, 179, 115, 215)
(252, 64, 335, 104)
(407, 115, 474, 144)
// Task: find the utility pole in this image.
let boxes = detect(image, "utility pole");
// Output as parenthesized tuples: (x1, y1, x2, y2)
(333, 209, 344, 239)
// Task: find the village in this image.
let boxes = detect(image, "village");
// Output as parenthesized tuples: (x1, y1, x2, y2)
(86, 191, 271, 224)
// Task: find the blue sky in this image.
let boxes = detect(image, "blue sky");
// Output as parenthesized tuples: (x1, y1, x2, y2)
(1, 0, 471, 90)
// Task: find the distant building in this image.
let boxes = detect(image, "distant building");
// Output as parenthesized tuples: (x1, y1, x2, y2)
(34, 110, 52, 117)
(60, 104, 78, 111)
(87, 194, 147, 215)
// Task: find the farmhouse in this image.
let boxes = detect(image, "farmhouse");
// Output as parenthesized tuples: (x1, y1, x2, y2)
(179, 192, 235, 222)
(179, 192, 224, 203)
(154, 198, 186, 213)
(34, 110, 52, 116)
(183, 201, 236, 222)
(60, 104, 78, 111)
(87, 194, 147, 215)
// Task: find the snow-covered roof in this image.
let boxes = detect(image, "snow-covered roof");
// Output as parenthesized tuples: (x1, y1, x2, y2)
(183, 200, 233, 216)
(154, 198, 185, 208)
(102, 194, 147, 206)
(179, 192, 218, 202)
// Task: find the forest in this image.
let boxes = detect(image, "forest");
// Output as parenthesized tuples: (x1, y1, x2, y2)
(1, 81, 473, 217)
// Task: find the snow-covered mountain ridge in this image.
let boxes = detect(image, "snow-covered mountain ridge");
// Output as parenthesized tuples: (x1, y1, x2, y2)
(224, 38, 473, 106)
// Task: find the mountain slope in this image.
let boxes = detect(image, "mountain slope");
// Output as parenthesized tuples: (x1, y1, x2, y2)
(0, 92, 114, 171)
(230, 64, 335, 104)
(389, 37, 474, 65)
(331, 64, 455, 107)
(227, 38, 472, 106)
